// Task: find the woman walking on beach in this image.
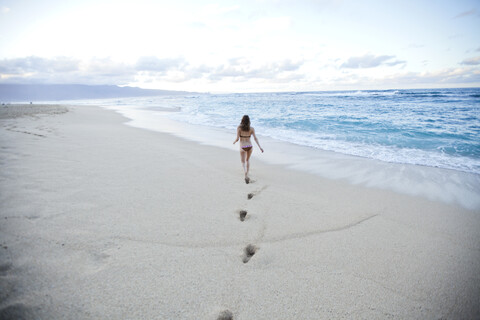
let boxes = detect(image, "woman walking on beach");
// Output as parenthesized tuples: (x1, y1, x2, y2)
(233, 115, 264, 183)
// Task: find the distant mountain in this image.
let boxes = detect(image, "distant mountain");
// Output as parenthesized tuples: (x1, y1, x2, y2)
(0, 84, 190, 102)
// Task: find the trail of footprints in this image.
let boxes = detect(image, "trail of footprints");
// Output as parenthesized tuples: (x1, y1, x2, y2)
(217, 184, 266, 319)
(239, 186, 266, 264)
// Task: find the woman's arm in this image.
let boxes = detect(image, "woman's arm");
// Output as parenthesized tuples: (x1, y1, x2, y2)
(252, 128, 264, 153)
(233, 127, 240, 144)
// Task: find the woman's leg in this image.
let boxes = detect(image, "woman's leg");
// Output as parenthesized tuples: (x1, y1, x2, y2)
(240, 150, 247, 176)
(245, 148, 253, 178)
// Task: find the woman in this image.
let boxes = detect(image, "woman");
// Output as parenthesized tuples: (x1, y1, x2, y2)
(233, 115, 264, 183)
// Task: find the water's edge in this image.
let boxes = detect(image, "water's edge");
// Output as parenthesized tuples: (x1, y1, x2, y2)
(101, 104, 480, 211)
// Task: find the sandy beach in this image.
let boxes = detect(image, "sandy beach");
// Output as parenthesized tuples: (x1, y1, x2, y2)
(0, 104, 479, 319)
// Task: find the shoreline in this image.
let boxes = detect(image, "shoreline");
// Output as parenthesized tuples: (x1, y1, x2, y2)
(1, 104, 479, 319)
(98, 102, 480, 210)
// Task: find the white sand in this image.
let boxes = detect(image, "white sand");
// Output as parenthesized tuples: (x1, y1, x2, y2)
(0, 104, 479, 319)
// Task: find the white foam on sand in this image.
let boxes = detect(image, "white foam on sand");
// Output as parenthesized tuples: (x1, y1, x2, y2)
(104, 105, 480, 210)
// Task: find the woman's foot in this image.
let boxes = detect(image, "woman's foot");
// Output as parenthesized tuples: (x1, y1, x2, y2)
(245, 174, 250, 184)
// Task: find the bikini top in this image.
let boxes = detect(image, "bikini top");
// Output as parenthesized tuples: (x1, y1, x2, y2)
(240, 129, 251, 138)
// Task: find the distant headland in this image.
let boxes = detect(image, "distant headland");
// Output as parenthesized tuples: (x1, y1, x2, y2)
(0, 84, 191, 102)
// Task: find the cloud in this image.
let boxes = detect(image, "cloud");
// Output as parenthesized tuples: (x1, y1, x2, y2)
(358, 67, 480, 88)
(83, 58, 135, 81)
(460, 56, 480, 66)
(135, 56, 187, 72)
(0, 56, 135, 85)
(1, 7, 9, 14)
(453, 9, 477, 19)
(208, 59, 304, 81)
(322, 67, 480, 90)
(2, 55, 477, 91)
(340, 54, 406, 69)
(0, 56, 193, 85)
(277, 59, 303, 72)
(0, 56, 80, 74)
(385, 60, 407, 67)
(0, 55, 305, 87)
(392, 68, 480, 85)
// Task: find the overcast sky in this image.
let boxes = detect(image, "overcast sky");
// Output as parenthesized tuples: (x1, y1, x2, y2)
(0, 0, 479, 92)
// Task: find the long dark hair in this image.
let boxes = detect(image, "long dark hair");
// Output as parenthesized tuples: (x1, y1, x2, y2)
(240, 115, 250, 132)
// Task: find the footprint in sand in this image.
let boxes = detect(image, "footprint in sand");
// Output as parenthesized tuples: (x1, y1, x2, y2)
(239, 210, 247, 221)
(247, 185, 268, 200)
(242, 244, 257, 263)
(217, 310, 234, 320)
(245, 176, 258, 184)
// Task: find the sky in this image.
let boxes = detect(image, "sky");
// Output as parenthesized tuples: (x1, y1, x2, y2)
(0, 0, 479, 92)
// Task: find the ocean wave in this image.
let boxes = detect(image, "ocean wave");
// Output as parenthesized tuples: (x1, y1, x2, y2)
(256, 126, 480, 174)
